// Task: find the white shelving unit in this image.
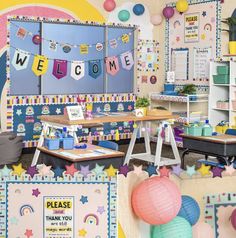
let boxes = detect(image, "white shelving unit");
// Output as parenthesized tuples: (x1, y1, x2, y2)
(149, 93, 209, 146)
(149, 93, 209, 124)
(209, 60, 236, 127)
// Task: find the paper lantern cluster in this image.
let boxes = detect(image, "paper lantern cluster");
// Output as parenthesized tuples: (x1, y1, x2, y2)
(131, 176, 181, 225)
(131, 176, 203, 237)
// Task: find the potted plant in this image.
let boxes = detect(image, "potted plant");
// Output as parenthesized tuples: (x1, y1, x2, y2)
(135, 96, 150, 117)
(178, 84, 197, 101)
(222, 17, 236, 54)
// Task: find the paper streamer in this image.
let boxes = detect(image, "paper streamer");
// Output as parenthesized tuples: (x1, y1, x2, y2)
(106, 56, 120, 76)
(12, 50, 30, 71)
(71, 61, 85, 80)
(32, 55, 48, 76)
(53, 59, 68, 79)
(88, 60, 102, 79)
(120, 51, 134, 70)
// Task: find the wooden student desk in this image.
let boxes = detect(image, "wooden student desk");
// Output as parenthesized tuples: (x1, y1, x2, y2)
(32, 113, 181, 168)
(181, 134, 236, 168)
(37, 144, 124, 162)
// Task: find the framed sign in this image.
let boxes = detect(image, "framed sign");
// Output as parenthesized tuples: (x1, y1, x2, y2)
(66, 105, 84, 120)
(184, 13, 200, 43)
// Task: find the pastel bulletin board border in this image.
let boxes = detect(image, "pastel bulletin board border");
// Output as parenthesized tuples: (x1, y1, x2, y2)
(0, 171, 117, 238)
(7, 94, 135, 147)
(165, 0, 222, 85)
(204, 193, 236, 237)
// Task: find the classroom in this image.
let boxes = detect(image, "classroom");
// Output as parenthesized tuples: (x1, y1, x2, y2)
(0, 0, 236, 237)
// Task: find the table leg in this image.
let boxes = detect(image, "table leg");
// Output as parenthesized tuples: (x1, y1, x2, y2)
(154, 123, 163, 168)
(123, 122, 140, 165)
(143, 121, 151, 154)
(31, 123, 49, 166)
(181, 149, 189, 169)
(169, 125, 181, 164)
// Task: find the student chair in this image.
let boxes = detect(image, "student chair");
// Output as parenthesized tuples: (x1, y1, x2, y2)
(225, 129, 236, 136)
(98, 140, 119, 151)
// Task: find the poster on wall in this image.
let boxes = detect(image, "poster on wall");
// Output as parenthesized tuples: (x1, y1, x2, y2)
(166, 0, 220, 86)
(184, 13, 200, 43)
(171, 48, 189, 80)
(44, 196, 74, 237)
(193, 47, 212, 82)
(6, 181, 116, 237)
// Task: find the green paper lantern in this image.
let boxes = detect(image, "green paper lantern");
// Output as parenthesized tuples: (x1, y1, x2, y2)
(151, 216, 192, 238)
(118, 10, 130, 22)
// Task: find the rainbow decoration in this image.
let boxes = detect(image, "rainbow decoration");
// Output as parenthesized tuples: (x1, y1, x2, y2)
(19, 204, 34, 216)
(83, 213, 99, 225)
(204, 23, 212, 31)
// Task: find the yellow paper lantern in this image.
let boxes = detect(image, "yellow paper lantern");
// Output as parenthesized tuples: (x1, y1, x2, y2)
(176, 0, 189, 14)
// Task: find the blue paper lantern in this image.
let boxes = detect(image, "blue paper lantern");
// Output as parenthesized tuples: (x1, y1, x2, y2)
(151, 216, 192, 238)
(133, 4, 145, 16)
(177, 195, 200, 226)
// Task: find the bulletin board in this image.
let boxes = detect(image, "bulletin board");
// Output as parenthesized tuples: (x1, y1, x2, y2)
(165, 0, 221, 86)
(9, 17, 136, 95)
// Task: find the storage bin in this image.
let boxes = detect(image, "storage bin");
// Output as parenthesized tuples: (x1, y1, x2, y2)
(189, 95, 197, 101)
(202, 127, 213, 136)
(188, 126, 202, 136)
(213, 74, 229, 84)
(221, 102, 229, 109)
(217, 65, 229, 75)
(164, 83, 175, 91)
(183, 126, 190, 135)
(215, 125, 223, 134)
(216, 101, 222, 108)
(232, 100, 236, 110)
(44, 137, 60, 150)
(61, 135, 74, 150)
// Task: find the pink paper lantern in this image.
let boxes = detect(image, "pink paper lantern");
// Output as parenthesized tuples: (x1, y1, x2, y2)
(162, 6, 175, 19)
(231, 209, 236, 230)
(131, 176, 181, 225)
(103, 0, 116, 12)
(192, 222, 214, 238)
(150, 14, 163, 26)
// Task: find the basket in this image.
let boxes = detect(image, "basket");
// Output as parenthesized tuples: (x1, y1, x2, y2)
(217, 65, 229, 75)
(213, 74, 229, 84)
(61, 135, 74, 150)
(44, 137, 60, 150)
(202, 127, 213, 136)
(232, 100, 236, 110)
(188, 126, 202, 136)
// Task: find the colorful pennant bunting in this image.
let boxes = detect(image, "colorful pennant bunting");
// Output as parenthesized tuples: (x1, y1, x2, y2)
(120, 51, 134, 70)
(80, 44, 89, 54)
(53, 59, 67, 79)
(12, 50, 30, 71)
(106, 56, 120, 76)
(88, 60, 102, 79)
(71, 61, 85, 80)
(32, 55, 49, 76)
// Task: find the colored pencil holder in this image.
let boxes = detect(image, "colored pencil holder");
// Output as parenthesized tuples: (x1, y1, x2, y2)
(44, 137, 60, 150)
(188, 126, 202, 136)
(61, 135, 74, 150)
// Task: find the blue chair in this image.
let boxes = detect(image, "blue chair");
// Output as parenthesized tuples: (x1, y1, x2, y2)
(98, 140, 119, 151)
(225, 129, 236, 136)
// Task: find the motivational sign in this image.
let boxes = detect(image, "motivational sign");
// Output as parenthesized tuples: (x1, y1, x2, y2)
(184, 13, 199, 43)
(44, 196, 74, 237)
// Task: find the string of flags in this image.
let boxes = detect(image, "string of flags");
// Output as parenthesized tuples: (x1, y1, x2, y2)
(11, 47, 135, 80)
(12, 21, 134, 52)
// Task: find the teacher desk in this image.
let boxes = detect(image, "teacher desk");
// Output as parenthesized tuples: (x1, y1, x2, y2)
(32, 113, 181, 168)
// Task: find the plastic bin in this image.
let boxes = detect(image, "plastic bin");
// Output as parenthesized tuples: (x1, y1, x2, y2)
(232, 100, 236, 110)
(213, 74, 229, 84)
(44, 137, 60, 150)
(164, 84, 175, 91)
(61, 135, 74, 150)
(188, 126, 202, 136)
(202, 127, 213, 136)
(217, 65, 229, 75)
(183, 126, 190, 135)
